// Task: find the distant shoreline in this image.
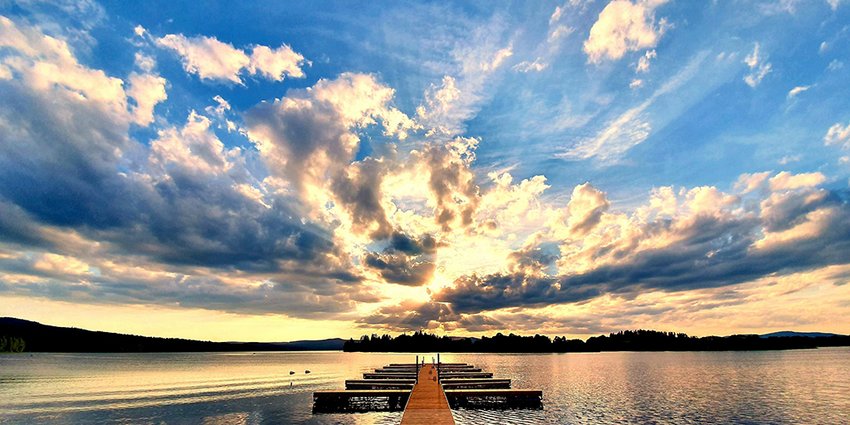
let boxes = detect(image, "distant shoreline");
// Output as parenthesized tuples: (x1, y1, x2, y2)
(342, 330, 850, 353)
(3, 317, 849, 354)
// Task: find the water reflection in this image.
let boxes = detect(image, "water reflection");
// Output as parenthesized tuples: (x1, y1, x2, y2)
(1, 349, 848, 424)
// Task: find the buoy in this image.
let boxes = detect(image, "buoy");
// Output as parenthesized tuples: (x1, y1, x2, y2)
(305, 370, 311, 374)
(289, 371, 295, 375)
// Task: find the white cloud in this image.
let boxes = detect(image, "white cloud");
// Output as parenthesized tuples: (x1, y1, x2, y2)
(583, 0, 670, 63)
(513, 58, 548, 73)
(558, 105, 650, 163)
(768, 171, 826, 191)
(825, 122, 850, 150)
(127, 72, 167, 126)
(735, 172, 771, 194)
(559, 51, 708, 163)
(157, 33, 307, 84)
(629, 78, 644, 89)
(743, 43, 771, 88)
(827, 0, 841, 10)
(635, 49, 656, 73)
(828, 60, 844, 71)
(150, 111, 234, 176)
(550, 5, 566, 24)
(134, 52, 156, 72)
(787, 85, 810, 99)
(0, 16, 127, 115)
(247, 44, 307, 80)
(548, 25, 575, 43)
(779, 155, 800, 165)
(157, 33, 249, 83)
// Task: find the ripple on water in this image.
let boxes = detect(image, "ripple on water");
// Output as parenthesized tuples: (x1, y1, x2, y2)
(2, 349, 850, 424)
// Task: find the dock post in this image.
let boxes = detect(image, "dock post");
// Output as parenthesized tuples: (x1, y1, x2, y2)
(415, 355, 419, 384)
(437, 353, 440, 380)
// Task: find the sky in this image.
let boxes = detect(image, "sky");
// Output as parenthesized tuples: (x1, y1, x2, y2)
(1, 0, 850, 342)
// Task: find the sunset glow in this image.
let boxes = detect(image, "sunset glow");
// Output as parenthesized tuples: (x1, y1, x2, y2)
(1, 1, 850, 341)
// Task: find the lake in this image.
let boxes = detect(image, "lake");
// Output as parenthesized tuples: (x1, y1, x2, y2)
(1, 348, 848, 424)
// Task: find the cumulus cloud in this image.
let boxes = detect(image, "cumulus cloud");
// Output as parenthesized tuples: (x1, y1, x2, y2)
(127, 72, 167, 126)
(244, 73, 417, 238)
(566, 183, 610, 235)
(3, 11, 850, 336)
(583, 0, 670, 63)
(359, 301, 460, 331)
(0, 19, 378, 319)
(156, 33, 307, 84)
(768, 171, 826, 191)
(434, 172, 848, 317)
(825, 121, 850, 150)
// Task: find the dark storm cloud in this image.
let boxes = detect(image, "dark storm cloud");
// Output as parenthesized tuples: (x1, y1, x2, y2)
(359, 301, 460, 330)
(0, 78, 347, 272)
(436, 193, 850, 314)
(458, 314, 503, 332)
(422, 142, 480, 232)
(330, 157, 393, 238)
(0, 82, 137, 229)
(243, 74, 407, 239)
(0, 73, 372, 317)
(364, 232, 439, 286)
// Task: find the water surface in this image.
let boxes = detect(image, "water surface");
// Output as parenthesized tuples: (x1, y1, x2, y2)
(1, 348, 848, 424)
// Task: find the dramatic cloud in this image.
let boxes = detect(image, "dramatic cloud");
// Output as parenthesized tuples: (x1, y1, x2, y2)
(156, 32, 307, 84)
(244, 72, 416, 239)
(584, 0, 670, 63)
(2, 3, 850, 339)
(435, 174, 850, 315)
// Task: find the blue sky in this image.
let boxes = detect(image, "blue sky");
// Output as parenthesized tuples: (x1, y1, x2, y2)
(1, 0, 849, 340)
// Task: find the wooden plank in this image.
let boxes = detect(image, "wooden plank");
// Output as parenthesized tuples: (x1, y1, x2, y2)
(441, 380, 511, 389)
(437, 372, 493, 378)
(444, 389, 542, 397)
(444, 389, 543, 409)
(346, 379, 415, 385)
(400, 364, 455, 425)
(315, 389, 411, 397)
(375, 365, 481, 373)
(347, 381, 415, 390)
(439, 378, 511, 385)
(313, 389, 410, 412)
(364, 372, 417, 379)
(390, 363, 468, 366)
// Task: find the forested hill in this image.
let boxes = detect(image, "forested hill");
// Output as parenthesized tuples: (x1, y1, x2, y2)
(0, 317, 344, 352)
(344, 330, 850, 353)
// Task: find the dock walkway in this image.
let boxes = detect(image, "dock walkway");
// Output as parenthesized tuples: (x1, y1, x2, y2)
(400, 364, 455, 425)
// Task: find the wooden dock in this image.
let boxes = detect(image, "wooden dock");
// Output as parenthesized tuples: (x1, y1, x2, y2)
(313, 359, 542, 417)
(400, 364, 455, 425)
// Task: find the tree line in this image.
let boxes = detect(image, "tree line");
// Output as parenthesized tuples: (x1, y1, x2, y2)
(343, 329, 850, 352)
(0, 335, 26, 353)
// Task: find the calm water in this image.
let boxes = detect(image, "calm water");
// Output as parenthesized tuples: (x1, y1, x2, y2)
(1, 349, 849, 424)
